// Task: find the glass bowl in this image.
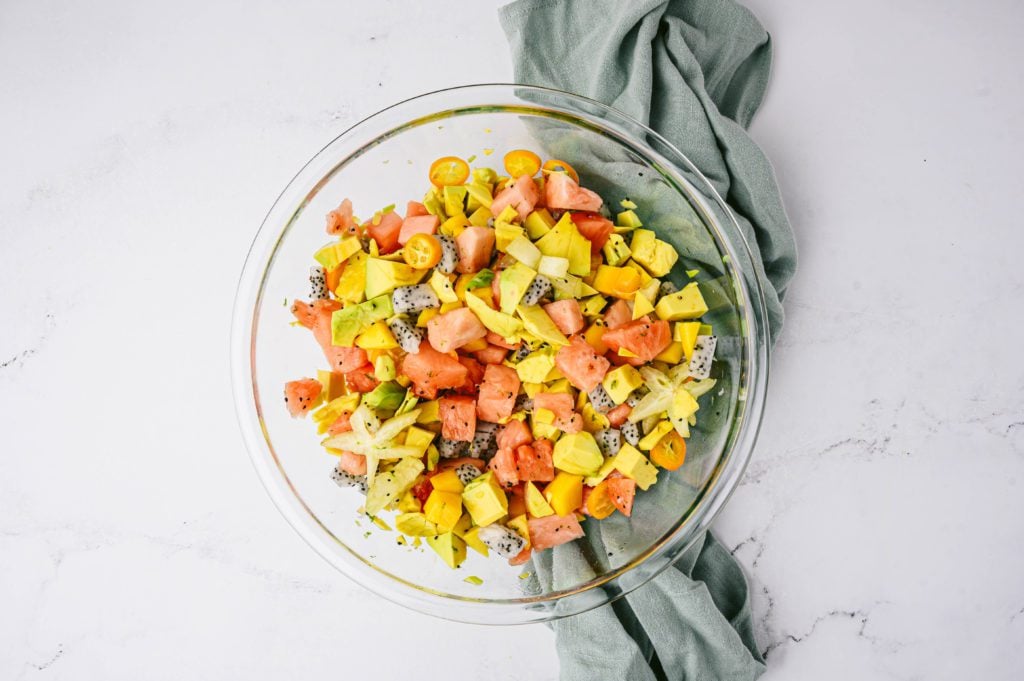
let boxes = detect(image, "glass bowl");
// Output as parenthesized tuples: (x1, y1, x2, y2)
(231, 84, 769, 625)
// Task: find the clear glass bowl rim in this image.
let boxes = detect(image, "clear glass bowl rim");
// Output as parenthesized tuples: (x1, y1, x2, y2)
(231, 83, 770, 625)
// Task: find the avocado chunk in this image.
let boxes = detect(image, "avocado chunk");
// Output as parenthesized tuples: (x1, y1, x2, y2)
(362, 381, 406, 412)
(425, 532, 467, 569)
(602, 233, 632, 266)
(638, 420, 674, 451)
(461, 471, 508, 526)
(465, 293, 522, 342)
(524, 482, 554, 517)
(534, 213, 592, 276)
(428, 270, 459, 304)
(331, 294, 394, 346)
(499, 262, 537, 314)
(612, 444, 658, 490)
(602, 365, 644, 405)
(516, 305, 569, 347)
(629, 229, 679, 277)
(395, 512, 439, 537)
(552, 432, 603, 476)
(515, 348, 556, 384)
(654, 282, 709, 321)
(364, 257, 423, 299)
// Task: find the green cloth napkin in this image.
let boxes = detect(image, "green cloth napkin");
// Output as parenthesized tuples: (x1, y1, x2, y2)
(498, 0, 797, 679)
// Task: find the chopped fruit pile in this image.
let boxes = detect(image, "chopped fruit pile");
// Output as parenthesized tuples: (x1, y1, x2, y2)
(283, 151, 719, 571)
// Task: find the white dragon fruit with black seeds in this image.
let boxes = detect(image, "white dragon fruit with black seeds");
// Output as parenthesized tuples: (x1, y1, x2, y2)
(477, 524, 527, 559)
(438, 438, 468, 458)
(331, 467, 368, 494)
(309, 265, 329, 300)
(520, 274, 553, 306)
(588, 384, 615, 413)
(468, 421, 499, 459)
(688, 335, 717, 380)
(621, 421, 641, 447)
(454, 463, 482, 486)
(436, 235, 459, 274)
(387, 317, 424, 354)
(658, 280, 678, 300)
(594, 429, 622, 456)
(512, 343, 534, 363)
(626, 393, 641, 408)
(392, 284, 439, 315)
(514, 393, 533, 413)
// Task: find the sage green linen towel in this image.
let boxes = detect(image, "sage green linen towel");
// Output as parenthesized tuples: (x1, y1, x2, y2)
(498, 0, 797, 678)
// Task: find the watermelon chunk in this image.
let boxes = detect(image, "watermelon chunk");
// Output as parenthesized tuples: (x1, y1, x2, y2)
(476, 364, 521, 423)
(545, 172, 603, 212)
(515, 439, 555, 482)
(326, 198, 357, 236)
(497, 419, 533, 452)
(398, 214, 439, 245)
(543, 299, 585, 335)
(474, 344, 509, 365)
(605, 476, 636, 516)
(427, 307, 486, 353)
(532, 392, 582, 433)
(528, 513, 585, 550)
(602, 317, 672, 365)
(488, 447, 519, 488)
(284, 378, 322, 418)
(454, 356, 485, 396)
(570, 212, 614, 253)
(455, 226, 496, 274)
(406, 200, 429, 217)
(364, 210, 403, 254)
(401, 341, 469, 398)
(603, 299, 632, 330)
(337, 451, 367, 476)
(439, 395, 477, 442)
(490, 174, 540, 221)
(555, 336, 611, 393)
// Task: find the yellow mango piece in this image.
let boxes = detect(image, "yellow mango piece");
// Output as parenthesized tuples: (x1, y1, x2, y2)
(430, 469, 465, 493)
(543, 472, 584, 516)
(355, 320, 399, 350)
(638, 420, 674, 451)
(461, 526, 490, 556)
(424, 489, 463, 532)
(632, 291, 655, 319)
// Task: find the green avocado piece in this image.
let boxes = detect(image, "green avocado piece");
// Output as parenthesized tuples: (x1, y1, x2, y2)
(364, 257, 423, 299)
(552, 432, 603, 476)
(516, 305, 568, 347)
(498, 262, 537, 315)
(331, 295, 394, 346)
(466, 293, 522, 342)
(425, 532, 467, 569)
(654, 282, 709, 321)
(362, 381, 406, 411)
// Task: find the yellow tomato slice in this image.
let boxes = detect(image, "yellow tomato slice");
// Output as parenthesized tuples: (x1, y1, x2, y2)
(429, 156, 470, 187)
(585, 481, 617, 520)
(503, 149, 542, 178)
(542, 158, 579, 183)
(650, 430, 687, 470)
(402, 233, 442, 269)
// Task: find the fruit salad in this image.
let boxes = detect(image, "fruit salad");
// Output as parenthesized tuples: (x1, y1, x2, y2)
(284, 150, 718, 570)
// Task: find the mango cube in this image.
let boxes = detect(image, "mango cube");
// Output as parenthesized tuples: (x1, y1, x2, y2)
(424, 489, 463, 532)
(394, 512, 438, 537)
(638, 420, 674, 451)
(552, 432, 603, 476)
(462, 472, 508, 526)
(543, 472, 584, 516)
(429, 469, 465, 493)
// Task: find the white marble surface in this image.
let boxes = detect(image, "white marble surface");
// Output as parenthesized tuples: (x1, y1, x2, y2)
(2, 1, 1023, 678)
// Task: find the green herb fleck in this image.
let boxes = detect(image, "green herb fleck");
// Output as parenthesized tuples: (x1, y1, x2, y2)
(464, 576, 483, 586)
(466, 269, 494, 289)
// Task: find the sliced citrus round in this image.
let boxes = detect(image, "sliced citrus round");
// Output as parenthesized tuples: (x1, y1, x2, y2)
(503, 149, 542, 178)
(542, 158, 579, 183)
(402, 233, 442, 269)
(428, 156, 470, 187)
